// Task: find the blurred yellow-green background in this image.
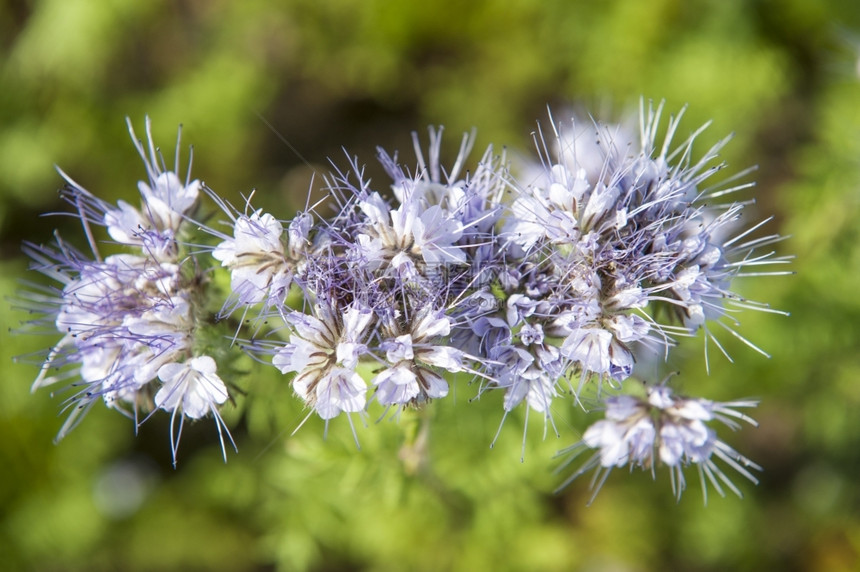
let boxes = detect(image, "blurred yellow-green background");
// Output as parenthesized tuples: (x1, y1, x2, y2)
(2, 1, 860, 570)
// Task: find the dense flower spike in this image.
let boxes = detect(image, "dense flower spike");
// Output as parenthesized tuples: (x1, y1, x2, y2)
(21, 103, 784, 497)
(499, 102, 788, 392)
(21, 117, 235, 465)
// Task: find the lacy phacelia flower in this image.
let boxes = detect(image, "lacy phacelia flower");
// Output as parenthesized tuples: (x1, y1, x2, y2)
(156, 356, 229, 419)
(262, 126, 505, 425)
(65, 117, 200, 261)
(272, 303, 374, 420)
(155, 356, 233, 464)
(353, 191, 467, 269)
(27, 251, 192, 412)
(372, 310, 466, 408)
(337, 126, 506, 286)
(22, 117, 234, 464)
(556, 385, 761, 503)
(211, 209, 300, 317)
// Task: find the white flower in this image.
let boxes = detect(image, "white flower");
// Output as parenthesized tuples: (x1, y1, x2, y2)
(606, 314, 650, 343)
(504, 165, 590, 250)
(138, 172, 200, 232)
(155, 356, 229, 419)
(355, 193, 466, 269)
(580, 182, 620, 233)
(583, 415, 656, 468)
(372, 311, 463, 407)
(154, 355, 236, 467)
(561, 327, 613, 373)
(296, 366, 367, 420)
(100, 119, 201, 261)
(273, 303, 374, 419)
(373, 365, 420, 405)
(104, 200, 149, 245)
(410, 204, 466, 265)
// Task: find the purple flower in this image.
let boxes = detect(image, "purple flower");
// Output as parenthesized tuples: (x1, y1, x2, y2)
(22, 118, 234, 464)
(557, 385, 761, 503)
(30, 251, 193, 421)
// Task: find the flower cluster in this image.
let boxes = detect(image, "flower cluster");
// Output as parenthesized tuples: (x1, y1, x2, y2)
(21, 119, 234, 465)
(555, 384, 761, 503)
(21, 102, 787, 498)
(208, 128, 504, 427)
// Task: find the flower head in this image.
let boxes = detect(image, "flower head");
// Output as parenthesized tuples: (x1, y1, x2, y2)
(557, 384, 761, 503)
(22, 118, 234, 464)
(491, 100, 789, 402)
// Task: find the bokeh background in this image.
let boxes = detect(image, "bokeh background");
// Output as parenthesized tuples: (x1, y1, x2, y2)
(2, 1, 860, 570)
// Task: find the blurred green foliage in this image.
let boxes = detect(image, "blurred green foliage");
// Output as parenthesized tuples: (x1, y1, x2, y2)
(2, 0, 860, 570)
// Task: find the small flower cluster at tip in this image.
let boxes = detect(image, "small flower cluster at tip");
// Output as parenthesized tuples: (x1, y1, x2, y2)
(21, 100, 787, 495)
(554, 383, 761, 505)
(20, 117, 235, 466)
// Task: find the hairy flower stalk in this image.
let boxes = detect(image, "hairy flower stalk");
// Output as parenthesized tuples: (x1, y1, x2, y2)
(20, 102, 786, 498)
